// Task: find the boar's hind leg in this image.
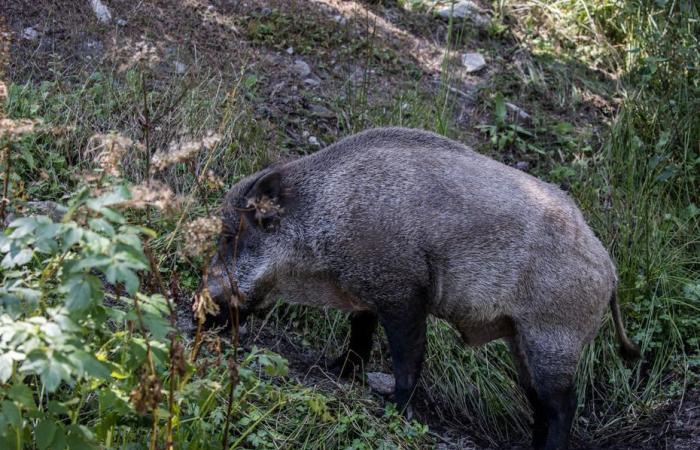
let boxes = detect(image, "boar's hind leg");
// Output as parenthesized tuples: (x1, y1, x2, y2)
(517, 329, 580, 450)
(329, 310, 378, 378)
(507, 338, 548, 449)
(379, 302, 428, 414)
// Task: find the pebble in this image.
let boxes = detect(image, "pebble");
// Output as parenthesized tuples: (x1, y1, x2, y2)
(309, 104, 334, 117)
(293, 59, 311, 78)
(366, 372, 395, 395)
(515, 161, 530, 171)
(286, 47, 294, 55)
(333, 15, 347, 25)
(90, 0, 112, 24)
(308, 136, 321, 147)
(461, 52, 486, 73)
(437, 1, 489, 27)
(303, 77, 320, 87)
(22, 27, 39, 41)
(174, 61, 187, 74)
(506, 102, 531, 120)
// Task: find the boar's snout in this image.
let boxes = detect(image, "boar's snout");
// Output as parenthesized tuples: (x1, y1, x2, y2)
(193, 267, 250, 331)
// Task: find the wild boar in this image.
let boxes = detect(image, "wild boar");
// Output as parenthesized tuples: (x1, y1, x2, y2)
(202, 127, 640, 450)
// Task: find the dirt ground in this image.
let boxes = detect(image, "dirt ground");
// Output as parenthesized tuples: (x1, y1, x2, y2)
(3, 0, 698, 448)
(236, 319, 700, 450)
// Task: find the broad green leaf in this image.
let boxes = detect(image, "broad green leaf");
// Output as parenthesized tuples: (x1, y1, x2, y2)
(1, 401, 21, 428)
(36, 419, 57, 450)
(88, 218, 115, 236)
(69, 350, 110, 380)
(1, 248, 33, 268)
(7, 217, 39, 239)
(8, 384, 35, 409)
(63, 275, 102, 311)
(61, 225, 83, 251)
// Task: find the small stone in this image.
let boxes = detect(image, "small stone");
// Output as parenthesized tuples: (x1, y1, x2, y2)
(309, 104, 334, 117)
(461, 52, 486, 73)
(22, 27, 39, 41)
(286, 47, 294, 55)
(437, 1, 489, 27)
(333, 14, 347, 25)
(174, 61, 187, 74)
(366, 372, 395, 395)
(90, 0, 112, 24)
(260, 7, 272, 17)
(506, 102, 530, 120)
(26, 201, 68, 222)
(515, 161, 530, 172)
(303, 77, 320, 87)
(116, 18, 128, 27)
(293, 59, 311, 78)
(308, 136, 321, 147)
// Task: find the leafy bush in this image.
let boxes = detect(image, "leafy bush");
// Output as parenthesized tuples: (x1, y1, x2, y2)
(0, 113, 430, 450)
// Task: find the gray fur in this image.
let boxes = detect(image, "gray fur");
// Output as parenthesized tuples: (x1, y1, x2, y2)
(206, 127, 637, 449)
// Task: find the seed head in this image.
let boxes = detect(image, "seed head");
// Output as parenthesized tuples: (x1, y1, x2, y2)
(150, 133, 221, 173)
(0, 118, 40, 141)
(129, 372, 162, 415)
(170, 340, 187, 378)
(123, 180, 179, 212)
(87, 133, 142, 177)
(192, 286, 220, 324)
(182, 216, 222, 257)
(198, 169, 225, 190)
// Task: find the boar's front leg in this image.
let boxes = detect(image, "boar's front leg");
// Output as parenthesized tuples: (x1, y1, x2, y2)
(329, 310, 378, 378)
(379, 300, 428, 414)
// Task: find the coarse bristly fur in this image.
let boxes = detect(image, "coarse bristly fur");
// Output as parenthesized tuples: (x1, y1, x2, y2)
(203, 127, 640, 450)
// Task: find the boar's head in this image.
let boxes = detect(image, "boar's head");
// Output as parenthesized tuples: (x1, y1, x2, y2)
(201, 168, 291, 329)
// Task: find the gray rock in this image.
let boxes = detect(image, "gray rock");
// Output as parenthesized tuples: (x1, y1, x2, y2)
(515, 161, 530, 172)
(174, 61, 187, 74)
(26, 201, 68, 222)
(303, 77, 320, 87)
(506, 102, 531, 120)
(333, 15, 347, 25)
(309, 104, 334, 117)
(437, 1, 489, 27)
(366, 372, 395, 395)
(116, 18, 128, 27)
(308, 136, 321, 147)
(90, 0, 112, 24)
(286, 47, 294, 55)
(81, 40, 104, 59)
(293, 59, 311, 78)
(22, 27, 39, 41)
(461, 52, 486, 73)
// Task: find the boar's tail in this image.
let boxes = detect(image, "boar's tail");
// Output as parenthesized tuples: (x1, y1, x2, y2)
(610, 291, 641, 362)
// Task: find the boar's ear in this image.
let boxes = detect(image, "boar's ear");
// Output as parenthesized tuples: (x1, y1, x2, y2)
(243, 170, 285, 230)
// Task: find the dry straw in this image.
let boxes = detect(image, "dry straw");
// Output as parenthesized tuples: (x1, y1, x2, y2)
(87, 133, 144, 177)
(150, 133, 222, 173)
(124, 180, 178, 212)
(181, 216, 222, 258)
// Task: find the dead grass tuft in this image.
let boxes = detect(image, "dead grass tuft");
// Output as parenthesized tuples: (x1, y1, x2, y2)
(150, 133, 222, 173)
